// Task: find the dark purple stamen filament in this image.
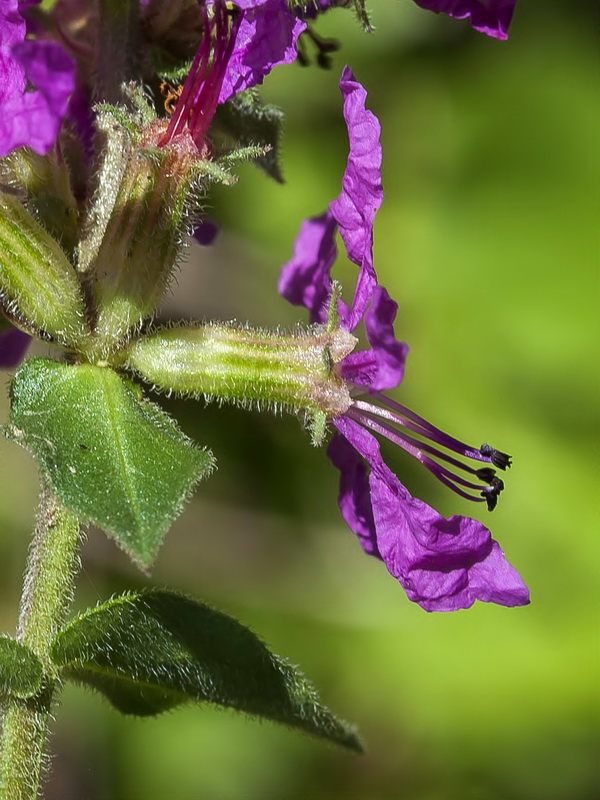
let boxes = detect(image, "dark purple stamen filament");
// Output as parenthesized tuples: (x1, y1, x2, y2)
(348, 394, 511, 511)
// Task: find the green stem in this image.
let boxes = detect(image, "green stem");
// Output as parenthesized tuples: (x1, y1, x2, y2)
(95, 0, 140, 104)
(0, 484, 82, 800)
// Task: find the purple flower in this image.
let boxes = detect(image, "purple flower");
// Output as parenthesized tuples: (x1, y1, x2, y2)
(193, 216, 220, 246)
(0, 327, 30, 368)
(158, 0, 304, 150)
(158, 0, 244, 151)
(411, 0, 516, 40)
(0, 0, 75, 157)
(279, 67, 529, 611)
(220, 0, 306, 103)
(294, 0, 516, 39)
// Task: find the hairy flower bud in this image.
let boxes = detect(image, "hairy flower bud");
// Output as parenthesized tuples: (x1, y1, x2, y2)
(0, 193, 87, 347)
(125, 322, 356, 440)
(75, 99, 220, 361)
(0, 146, 80, 257)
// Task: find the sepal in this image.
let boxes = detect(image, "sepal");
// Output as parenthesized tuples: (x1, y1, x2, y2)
(76, 96, 244, 360)
(76, 101, 173, 354)
(0, 146, 80, 257)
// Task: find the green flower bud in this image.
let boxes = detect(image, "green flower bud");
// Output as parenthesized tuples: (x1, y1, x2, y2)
(76, 98, 236, 363)
(0, 193, 87, 347)
(125, 322, 357, 442)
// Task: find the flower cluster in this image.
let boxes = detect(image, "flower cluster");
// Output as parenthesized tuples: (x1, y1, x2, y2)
(0, 1, 531, 794)
(280, 68, 528, 611)
(0, 0, 525, 612)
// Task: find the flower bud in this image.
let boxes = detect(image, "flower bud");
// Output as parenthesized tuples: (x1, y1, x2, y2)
(1, 145, 80, 257)
(76, 100, 211, 359)
(0, 193, 87, 347)
(125, 322, 357, 439)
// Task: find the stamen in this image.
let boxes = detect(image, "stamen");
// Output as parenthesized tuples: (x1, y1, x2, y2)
(160, 82, 184, 116)
(480, 443, 512, 470)
(347, 396, 509, 511)
(188, 2, 240, 143)
(371, 392, 512, 469)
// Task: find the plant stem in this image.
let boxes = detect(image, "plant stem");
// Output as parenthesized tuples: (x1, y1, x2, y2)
(95, 0, 139, 104)
(0, 483, 82, 800)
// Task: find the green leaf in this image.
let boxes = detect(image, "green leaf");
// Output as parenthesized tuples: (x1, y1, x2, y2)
(0, 637, 43, 699)
(214, 90, 285, 183)
(6, 359, 214, 569)
(51, 591, 363, 752)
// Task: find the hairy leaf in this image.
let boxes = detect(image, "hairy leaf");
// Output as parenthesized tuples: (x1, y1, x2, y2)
(6, 359, 214, 568)
(51, 591, 362, 752)
(214, 90, 285, 183)
(353, 0, 373, 33)
(0, 637, 43, 698)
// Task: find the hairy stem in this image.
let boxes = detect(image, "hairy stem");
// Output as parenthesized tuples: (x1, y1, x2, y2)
(0, 483, 83, 800)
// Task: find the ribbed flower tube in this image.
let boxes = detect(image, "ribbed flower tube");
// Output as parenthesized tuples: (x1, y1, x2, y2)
(125, 322, 356, 419)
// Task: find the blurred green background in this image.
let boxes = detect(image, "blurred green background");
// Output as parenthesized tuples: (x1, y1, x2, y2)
(1, 1, 597, 798)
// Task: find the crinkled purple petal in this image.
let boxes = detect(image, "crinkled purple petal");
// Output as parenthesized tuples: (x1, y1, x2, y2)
(331, 66, 383, 267)
(327, 428, 381, 558)
(279, 68, 405, 391)
(412, 0, 516, 40)
(338, 286, 408, 390)
(0, 327, 30, 368)
(330, 66, 383, 329)
(0, 38, 75, 156)
(363, 286, 408, 390)
(331, 414, 530, 611)
(278, 210, 341, 324)
(219, 0, 306, 103)
(0, 0, 26, 102)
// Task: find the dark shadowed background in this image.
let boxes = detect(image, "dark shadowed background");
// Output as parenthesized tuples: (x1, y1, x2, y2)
(0, 1, 597, 798)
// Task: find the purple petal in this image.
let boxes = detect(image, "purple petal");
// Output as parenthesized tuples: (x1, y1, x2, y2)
(0, 39, 75, 156)
(278, 210, 341, 324)
(0, 0, 26, 103)
(193, 217, 220, 246)
(412, 0, 516, 40)
(327, 429, 381, 558)
(331, 414, 530, 611)
(339, 288, 408, 390)
(363, 286, 408, 390)
(330, 66, 383, 329)
(67, 85, 95, 159)
(338, 349, 382, 388)
(219, 0, 306, 103)
(0, 327, 30, 368)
